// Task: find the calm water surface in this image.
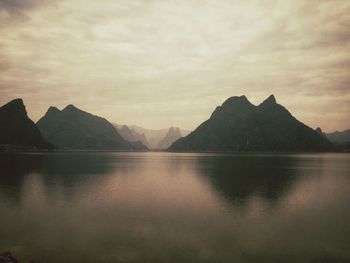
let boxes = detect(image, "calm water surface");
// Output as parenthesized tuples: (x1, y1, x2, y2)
(0, 152, 350, 263)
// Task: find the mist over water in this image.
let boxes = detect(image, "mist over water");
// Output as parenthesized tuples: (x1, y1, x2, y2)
(0, 152, 350, 263)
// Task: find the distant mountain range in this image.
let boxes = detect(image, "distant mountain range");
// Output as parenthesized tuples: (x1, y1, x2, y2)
(37, 104, 133, 150)
(325, 130, 350, 144)
(324, 129, 350, 152)
(169, 95, 332, 152)
(0, 99, 53, 150)
(113, 123, 189, 149)
(0, 97, 347, 152)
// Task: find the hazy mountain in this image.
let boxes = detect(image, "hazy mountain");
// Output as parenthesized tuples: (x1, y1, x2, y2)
(130, 126, 169, 149)
(156, 127, 182, 149)
(130, 125, 190, 149)
(0, 99, 53, 150)
(326, 129, 350, 143)
(37, 105, 133, 150)
(113, 124, 190, 149)
(169, 95, 331, 152)
(114, 124, 149, 147)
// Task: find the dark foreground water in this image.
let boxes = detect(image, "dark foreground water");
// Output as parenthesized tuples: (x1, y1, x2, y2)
(0, 152, 350, 263)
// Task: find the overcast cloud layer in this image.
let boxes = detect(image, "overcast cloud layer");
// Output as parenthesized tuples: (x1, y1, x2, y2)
(0, 0, 349, 131)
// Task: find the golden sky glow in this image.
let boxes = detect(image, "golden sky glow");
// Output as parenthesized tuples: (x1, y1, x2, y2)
(0, 0, 349, 131)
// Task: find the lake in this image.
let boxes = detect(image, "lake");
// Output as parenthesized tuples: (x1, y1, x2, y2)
(0, 152, 350, 263)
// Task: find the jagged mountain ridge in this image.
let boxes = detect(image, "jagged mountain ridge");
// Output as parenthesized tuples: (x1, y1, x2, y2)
(1, 96, 338, 152)
(37, 104, 133, 150)
(169, 95, 331, 152)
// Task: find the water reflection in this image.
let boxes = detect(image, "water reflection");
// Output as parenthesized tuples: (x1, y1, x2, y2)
(0, 153, 116, 204)
(0, 152, 349, 263)
(196, 154, 304, 204)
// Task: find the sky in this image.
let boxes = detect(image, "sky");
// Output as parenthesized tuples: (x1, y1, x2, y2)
(0, 0, 349, 132)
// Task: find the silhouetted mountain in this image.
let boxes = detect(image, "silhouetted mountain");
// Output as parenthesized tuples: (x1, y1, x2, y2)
(156, 127, 182, 149)
(315, 127, 325, 137)
(169, 95, 331, 152)
(114, 124, 149, 148)
(326, 129, 350, 143)
(37, 105, 133, 150)
(0, 99, 53, 150)
(130, 126, 169, 149)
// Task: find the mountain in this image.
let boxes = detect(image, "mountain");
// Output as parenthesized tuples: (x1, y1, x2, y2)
(37, 105, 133, 150)
(156, 127, 182, 149)
(169, 95, 331, 152)
(113, 124, 190, 149)
(326, 129, 350, 143)
(130, 126, 169, 149)
(0, 99, 53, 150)
(130, 125, 190, 149)
(129, 140, 149, 151)
(114, 124, 149, 147)
(113, 125, 149, 150)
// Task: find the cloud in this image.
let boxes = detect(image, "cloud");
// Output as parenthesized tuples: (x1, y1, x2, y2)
(0, 0, 59, 21)
(0, 0, 38, 13)
(0, 0, 47, 13)
(0, 0, 349, 131)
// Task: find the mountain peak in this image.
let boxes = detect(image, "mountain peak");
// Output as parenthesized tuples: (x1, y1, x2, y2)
(157, 126, 182, 149)
(47, 106, 61, 114)
(220, 95, 254, 110)
(0, 98, 26, 116)
(223, 95, 250, 106)
(61, 104, 89, 116)
(0, 98, 53, 149)
(63, 104, 78, 111)
(211, 95, 254, 119)
(8, 98, 24, 106)
(260, 94, 277, 106)
(2, 98, 25, 109)
(258, 94, 277, 108)
(315, 127, 325, 137)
